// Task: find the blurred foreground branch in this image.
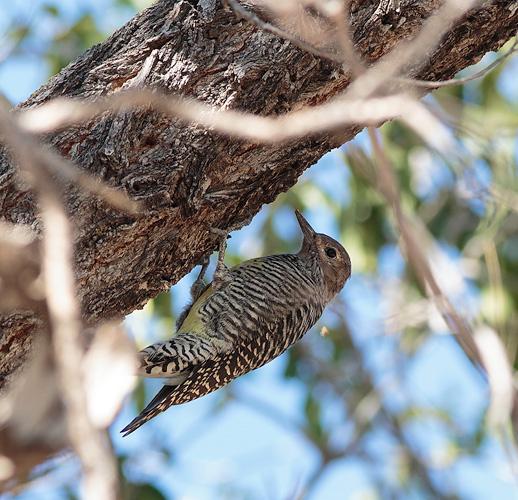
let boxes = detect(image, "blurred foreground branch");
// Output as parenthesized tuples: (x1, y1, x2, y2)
(357, 129, 518, 445)
(0, 106, 136, 496)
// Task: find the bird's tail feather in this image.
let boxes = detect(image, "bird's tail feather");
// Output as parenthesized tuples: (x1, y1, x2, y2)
(120, 385, 176, 436)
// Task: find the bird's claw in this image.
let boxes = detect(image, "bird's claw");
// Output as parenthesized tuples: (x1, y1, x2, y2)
(209, 227, 229, 238)
(213, 265, 230, 291)
(210, 226, 231, 290)
(190, 256, 210, 302)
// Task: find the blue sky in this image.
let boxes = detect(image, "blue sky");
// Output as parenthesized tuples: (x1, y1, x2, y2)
(2, 2, 518, 499)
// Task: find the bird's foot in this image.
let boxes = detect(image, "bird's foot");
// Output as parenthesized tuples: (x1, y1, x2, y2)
(190, 255, 210, 302)
(210, 227, 231, 291)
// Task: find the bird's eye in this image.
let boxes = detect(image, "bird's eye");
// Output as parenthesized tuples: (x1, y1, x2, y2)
(325, 247, 337, 258)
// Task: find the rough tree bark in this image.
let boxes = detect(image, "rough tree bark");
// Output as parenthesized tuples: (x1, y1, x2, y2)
(0, 0, 517, 389)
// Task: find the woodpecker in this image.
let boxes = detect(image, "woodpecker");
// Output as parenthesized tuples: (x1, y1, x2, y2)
(121, 210, 351, 436)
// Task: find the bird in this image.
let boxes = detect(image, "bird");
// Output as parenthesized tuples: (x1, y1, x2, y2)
(121, 210, 351, 436)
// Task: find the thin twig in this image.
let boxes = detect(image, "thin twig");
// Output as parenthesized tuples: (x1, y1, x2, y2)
(474, 326, 514, 428)
(227, 0, 507, 92)
(323, 0, 365, 76)
(17, 88, 416, 141)
(397, 36, 518, 89)
(225, 0, 338, 62)
(346, 0, 479, 100)
(367, 127, 483, 367)
(337, 315, 457, 498)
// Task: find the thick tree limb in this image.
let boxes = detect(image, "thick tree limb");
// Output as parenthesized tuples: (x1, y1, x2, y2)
(0, 0, 517, 390)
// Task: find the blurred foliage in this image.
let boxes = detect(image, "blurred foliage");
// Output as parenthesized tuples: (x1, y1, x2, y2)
(2, 2, 518, 499)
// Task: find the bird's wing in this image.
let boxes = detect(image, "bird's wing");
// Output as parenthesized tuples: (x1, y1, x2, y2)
(138, 283, 231, 378)
(138, 331, 230, 378)
(122, 315, 283, 437)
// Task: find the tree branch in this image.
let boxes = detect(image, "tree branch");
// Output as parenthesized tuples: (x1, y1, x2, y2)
(1, 0, 517, 393)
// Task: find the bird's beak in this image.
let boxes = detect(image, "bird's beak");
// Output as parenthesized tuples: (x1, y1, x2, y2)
(295, 209, 316, 243)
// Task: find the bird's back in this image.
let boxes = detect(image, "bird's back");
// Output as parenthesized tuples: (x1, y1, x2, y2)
(188, 254, 325, 343)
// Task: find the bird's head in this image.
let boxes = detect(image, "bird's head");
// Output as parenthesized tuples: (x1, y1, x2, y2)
(295, 210, 351, 299)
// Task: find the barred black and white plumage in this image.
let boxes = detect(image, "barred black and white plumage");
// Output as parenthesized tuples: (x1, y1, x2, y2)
(121, 211, 351, 436)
